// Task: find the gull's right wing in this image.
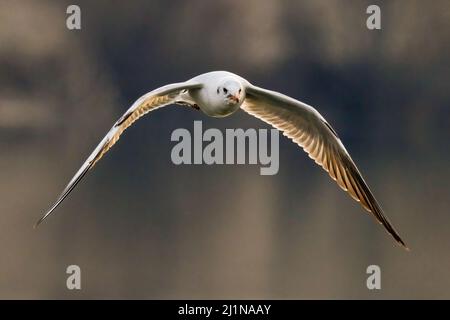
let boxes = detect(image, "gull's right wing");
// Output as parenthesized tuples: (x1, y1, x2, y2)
(241, 84, 407, 249)
(35, 81, 202, 227)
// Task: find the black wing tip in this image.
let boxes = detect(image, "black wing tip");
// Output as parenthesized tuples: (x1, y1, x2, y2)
(34, 207, 55, 229)
(377, 216, 409, 251)
(393, 234, 409, 251)
(343, 157, 409, 251)
(34, 163, 92, 229)
(382, 218, 409, 251)
(33, 218, 44, 229)
(398, 241, 410, 251)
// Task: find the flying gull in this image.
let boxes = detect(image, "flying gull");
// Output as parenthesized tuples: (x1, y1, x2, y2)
(35, 71, 407, 249)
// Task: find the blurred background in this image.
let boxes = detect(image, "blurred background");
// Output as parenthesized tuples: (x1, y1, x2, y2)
(0, 0, 449, 299)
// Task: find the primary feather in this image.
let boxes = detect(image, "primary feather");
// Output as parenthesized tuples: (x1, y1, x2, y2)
(241, 84, 407, 249)
(35, 82, 202, 227)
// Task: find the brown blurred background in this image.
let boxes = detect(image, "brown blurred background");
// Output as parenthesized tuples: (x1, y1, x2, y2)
(0, 0, 449, 299)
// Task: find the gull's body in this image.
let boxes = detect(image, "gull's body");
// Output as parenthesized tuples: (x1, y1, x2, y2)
(36, 71, 407, 249)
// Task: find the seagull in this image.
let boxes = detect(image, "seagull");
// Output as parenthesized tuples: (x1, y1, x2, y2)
(36, 71, 407, 249)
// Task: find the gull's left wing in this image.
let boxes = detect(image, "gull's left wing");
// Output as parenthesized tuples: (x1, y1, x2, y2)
(241, 84, 407, 249)
(35, 81, 202, 227)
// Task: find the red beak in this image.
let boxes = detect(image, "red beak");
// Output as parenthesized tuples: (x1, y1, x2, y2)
(228, 95, 239, 103)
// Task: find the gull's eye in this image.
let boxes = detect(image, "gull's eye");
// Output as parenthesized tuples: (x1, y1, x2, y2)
(239, 89, 242, 94)
(217, 88, 220, 94)
(223, 88, 228, 94)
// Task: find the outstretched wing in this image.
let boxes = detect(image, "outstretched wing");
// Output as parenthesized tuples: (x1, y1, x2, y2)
(35, 81, 202, 227)
(241, 84, 407, 249)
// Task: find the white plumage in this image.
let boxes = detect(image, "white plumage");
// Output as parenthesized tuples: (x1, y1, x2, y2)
(36, 71, 407, 249)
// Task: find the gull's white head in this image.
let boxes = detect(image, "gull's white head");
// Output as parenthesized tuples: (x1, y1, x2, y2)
(216, 78, 244, 109)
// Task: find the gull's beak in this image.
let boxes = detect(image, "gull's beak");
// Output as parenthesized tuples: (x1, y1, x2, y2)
(228, 95, 239, 103)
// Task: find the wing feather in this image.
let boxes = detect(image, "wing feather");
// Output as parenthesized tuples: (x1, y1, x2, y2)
(241, 84, 407, 249)
(35, 82, 202, 227)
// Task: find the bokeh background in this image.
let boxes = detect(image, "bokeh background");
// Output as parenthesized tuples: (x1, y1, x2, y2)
(1, 0, 449, 299)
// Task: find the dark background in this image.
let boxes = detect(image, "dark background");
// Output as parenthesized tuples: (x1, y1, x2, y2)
(0, 0, 449, 298)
